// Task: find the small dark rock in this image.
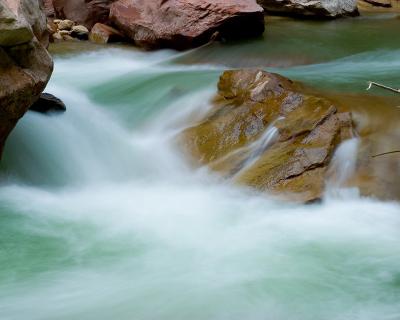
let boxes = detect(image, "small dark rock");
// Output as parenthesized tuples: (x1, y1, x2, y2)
(71, 25, 90, 40)
(30, 93, 66, 114)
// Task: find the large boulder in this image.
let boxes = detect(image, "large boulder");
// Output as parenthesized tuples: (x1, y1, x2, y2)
(52, 0, 116, 28)
(257, 0, 359, 18)
(109, 0, 265, 50)
(0, 0, 53, 158)
(180, 70, 355, 202)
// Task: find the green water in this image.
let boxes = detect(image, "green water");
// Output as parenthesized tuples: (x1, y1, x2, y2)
(0, 15, 400, 320)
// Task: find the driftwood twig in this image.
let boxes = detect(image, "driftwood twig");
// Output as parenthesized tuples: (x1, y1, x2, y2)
(366, 81, 400, 94)
(372, 150, 400, 158)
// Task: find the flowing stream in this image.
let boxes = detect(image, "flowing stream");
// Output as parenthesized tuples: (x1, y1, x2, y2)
(1, 15, 400, 320)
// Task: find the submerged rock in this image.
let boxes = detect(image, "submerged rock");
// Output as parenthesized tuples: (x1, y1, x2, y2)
(0, 0, 53, 157)
(181, 70, 355, 202)
(109, 0, 265, 50)
(29, 93, 66, 114)
(257, 0, 359, 18)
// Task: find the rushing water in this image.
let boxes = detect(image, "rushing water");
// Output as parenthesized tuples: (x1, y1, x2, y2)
(1, 15, 400, 320)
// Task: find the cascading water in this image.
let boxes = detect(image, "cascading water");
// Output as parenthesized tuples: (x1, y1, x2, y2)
(1, 16, 400, 320)
(232, 124, 279, 177)
(325, 138, 361, 199)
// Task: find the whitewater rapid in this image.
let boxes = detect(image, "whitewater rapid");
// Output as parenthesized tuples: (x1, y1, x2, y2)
(0, 44, 399, 320)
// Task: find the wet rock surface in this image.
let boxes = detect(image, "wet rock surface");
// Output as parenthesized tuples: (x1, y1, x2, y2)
(29, 93, 66, 113)
(0, 0, 53, 157)
(109, 0, 265, 50)
(181, 70, 355, 202)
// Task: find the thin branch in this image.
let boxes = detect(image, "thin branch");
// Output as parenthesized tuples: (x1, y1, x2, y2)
(372, 150, 400, 158)
(366, 81, 400, 94)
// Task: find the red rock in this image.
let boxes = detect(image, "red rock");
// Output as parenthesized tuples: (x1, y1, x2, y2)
(109, 0, 265, 50)
(52, 0, 116, 29)
(89, 23, 125, 44)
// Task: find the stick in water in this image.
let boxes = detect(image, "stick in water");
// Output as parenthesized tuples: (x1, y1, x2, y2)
(366, 81, 400, 94)
(372, 150, 400, 158)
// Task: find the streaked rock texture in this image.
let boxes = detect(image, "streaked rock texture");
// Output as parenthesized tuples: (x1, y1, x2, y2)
(109, 0, 265, 50)
(0, 0, 53, 157)
(257, 0, 359, 17)
(181, 70, 355, 202)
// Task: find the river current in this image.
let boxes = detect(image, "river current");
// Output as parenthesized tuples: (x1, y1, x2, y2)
(1, 15, 400, 320)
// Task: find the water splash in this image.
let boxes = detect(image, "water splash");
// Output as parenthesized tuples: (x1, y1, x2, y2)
(325, 138, 361, 199)
(234, 123, 280, 176)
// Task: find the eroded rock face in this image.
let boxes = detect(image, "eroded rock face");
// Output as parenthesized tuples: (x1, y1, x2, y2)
(52, 0, 116, 28)
(109, 0, 265, 50)
(0, 0, 53, 157)
(181, 70, 354, 202)
(257, 0, 359, 18)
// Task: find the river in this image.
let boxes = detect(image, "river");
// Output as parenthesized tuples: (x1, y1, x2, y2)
(1, 14, 400, 320)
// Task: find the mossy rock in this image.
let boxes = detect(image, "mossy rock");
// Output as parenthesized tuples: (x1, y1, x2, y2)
(180, 69, 355, 202)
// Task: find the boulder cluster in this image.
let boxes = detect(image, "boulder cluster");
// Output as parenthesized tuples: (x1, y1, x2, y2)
(43, 0, 360, 49)
(48, 18, 124, 44)
(49, 19, 89, 41)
